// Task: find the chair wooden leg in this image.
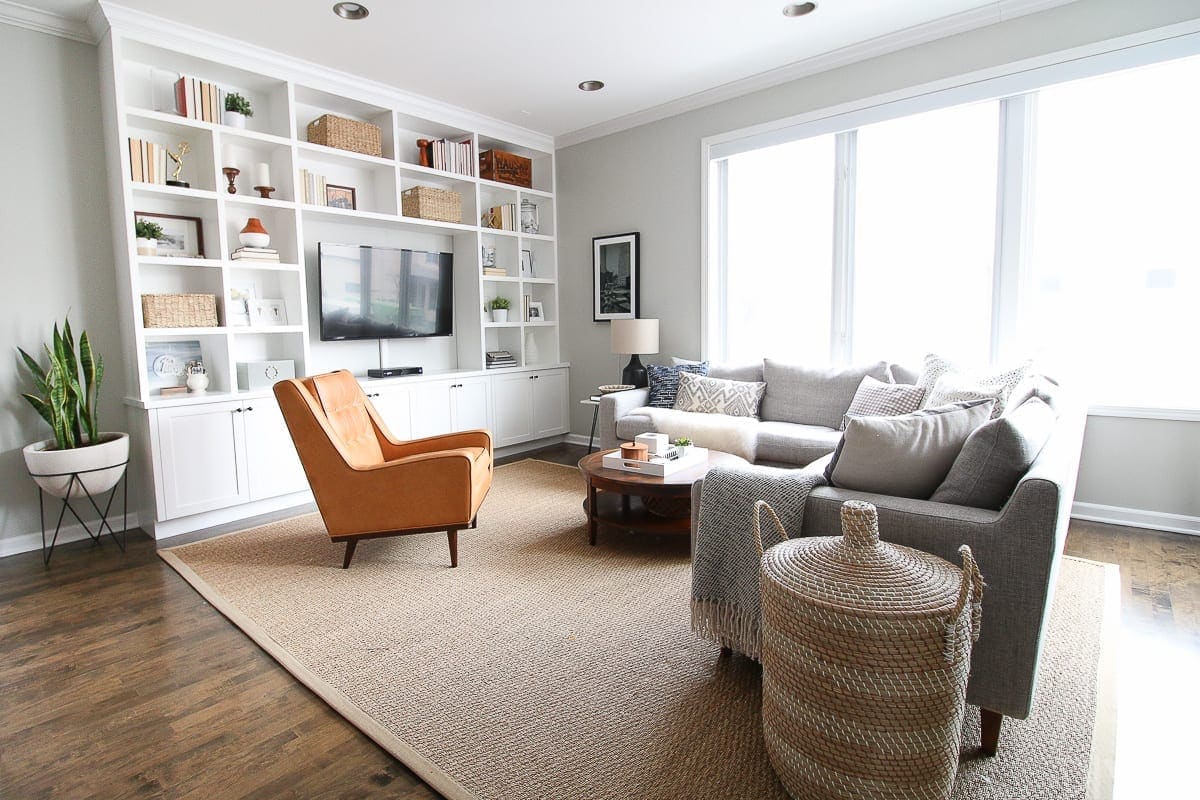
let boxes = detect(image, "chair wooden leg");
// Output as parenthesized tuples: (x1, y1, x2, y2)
(341, 538, 358, 569)
(980, 708, 1003, 756)
(471, 516, 478, 529)
(447, 530, 459, 568)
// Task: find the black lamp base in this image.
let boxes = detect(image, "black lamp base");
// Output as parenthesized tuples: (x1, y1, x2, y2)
(622, 354, 648, 388)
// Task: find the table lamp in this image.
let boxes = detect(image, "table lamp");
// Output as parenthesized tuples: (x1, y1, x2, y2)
(610, 318, 659, 388)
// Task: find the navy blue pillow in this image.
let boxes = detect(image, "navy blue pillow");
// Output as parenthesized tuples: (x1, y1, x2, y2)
(647, 362, 709, 408)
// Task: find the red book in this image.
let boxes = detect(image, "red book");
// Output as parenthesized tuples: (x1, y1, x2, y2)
(174, 77, 187, 117)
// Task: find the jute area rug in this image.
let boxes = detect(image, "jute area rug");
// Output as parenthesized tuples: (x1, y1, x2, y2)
(161, 460, 1117, 800)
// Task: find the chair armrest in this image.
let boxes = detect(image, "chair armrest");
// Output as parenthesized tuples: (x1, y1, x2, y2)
(378, 429, 493, 461)
(599, 388, 650, 449)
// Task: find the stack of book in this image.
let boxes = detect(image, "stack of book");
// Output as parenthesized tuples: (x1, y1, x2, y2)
(231, 246, 280, 263)
(127, 137, 167, 184)
(418, 138, 474, 177)
(299, 169, 329, 206)
(174, 75, 226, 123)
(483, 203, 518, 231)
(482, 267, 508, 277)
(486, 350, 517, 369)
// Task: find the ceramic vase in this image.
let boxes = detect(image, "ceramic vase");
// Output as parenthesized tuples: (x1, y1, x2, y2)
(136, 237, 158, 256)
(492, 308, 508, 323)
(239, 217, 270, 248)
(224, 110, 247, 129)
(23, 433, 129, 500)
(187, 372, 210, 393)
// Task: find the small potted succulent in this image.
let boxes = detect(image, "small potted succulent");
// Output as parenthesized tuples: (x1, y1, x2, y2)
(134, 219, 164, 256)
(224, 92, 253, 128)
(490, 296, 511, 323)
(674, 436, 693, 456)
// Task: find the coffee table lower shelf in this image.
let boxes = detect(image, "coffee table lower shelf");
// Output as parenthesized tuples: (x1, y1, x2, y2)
(583, 493, 691, 542)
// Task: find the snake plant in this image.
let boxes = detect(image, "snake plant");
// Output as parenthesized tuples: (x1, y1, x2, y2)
(18, 316, 104, 450)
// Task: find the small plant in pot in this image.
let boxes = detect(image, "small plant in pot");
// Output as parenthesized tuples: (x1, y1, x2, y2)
(224, 92, 253, 128)
(490, 296, 511, 323)
(134, 219, 164, 256)
(18, 316, 128, 500)
(674, 436, 693, 456)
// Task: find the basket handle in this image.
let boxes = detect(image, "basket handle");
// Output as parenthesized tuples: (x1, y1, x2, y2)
(753, 500, 791, 555)
(944, 544, 985, 661)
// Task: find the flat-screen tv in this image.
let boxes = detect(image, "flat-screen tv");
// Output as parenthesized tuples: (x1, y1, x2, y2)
(318, 243, 453, 341)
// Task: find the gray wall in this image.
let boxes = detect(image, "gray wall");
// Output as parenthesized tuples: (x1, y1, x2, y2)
(0, 24, 124, 555)
(557, 0, 1200, 526)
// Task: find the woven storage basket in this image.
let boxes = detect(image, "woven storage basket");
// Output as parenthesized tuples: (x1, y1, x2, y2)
(757, 500, 983, 800)
(401, 186, 462, 223)
(306, 114, 382, 157)
(141, 293, 218, 328)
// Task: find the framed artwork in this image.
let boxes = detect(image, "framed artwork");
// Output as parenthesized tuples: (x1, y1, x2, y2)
(593, 232, 639, 321)
(227, 284, 258, 327)
(527, 300, 545, 321)
(254, 298, 287, 326)
(145, 339, 202, 394)
(135, 211, 205, 258)
(520, 249, 533, 277)
(325, 184, 356, 210)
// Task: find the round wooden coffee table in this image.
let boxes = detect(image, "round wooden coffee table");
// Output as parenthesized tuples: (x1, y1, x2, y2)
(578, 449, 749, 545)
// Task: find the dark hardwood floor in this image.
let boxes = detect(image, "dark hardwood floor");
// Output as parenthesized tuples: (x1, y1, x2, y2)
(1, 442, 1195, 799)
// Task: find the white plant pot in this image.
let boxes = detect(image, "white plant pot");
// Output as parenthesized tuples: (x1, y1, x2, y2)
(187, 372, 210, 393)
(23, 432, 129, 500)
(136, 237, 158, 256)
(224, 110, 247, 128)
(492, 308, 509, 323)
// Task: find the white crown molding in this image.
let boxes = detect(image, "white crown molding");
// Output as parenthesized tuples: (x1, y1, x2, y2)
(556, 0, 1078, 149)
(0, 0, 96, 44)
(96, 1, 554, 153)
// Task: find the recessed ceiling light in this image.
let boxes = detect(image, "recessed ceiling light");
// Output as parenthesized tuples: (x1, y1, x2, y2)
(578, 80, 605, 92)
(333, 2, 369, 20)
(782, 2, 817, 17)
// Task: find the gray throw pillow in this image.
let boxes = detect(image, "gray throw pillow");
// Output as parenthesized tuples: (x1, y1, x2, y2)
(931, 397, 1057, 509)
(824, 399, 995, 499)
(674, 372, 766, 418)
(647, 362, 708, 408)
(840, 375, 926, 430)
(761, 359, 891, 429)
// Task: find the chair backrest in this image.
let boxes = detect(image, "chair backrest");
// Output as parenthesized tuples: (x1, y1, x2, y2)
(293, 371, 385, 468)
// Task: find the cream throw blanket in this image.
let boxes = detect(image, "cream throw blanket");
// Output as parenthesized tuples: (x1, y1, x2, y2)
(640, 408, 758, 462)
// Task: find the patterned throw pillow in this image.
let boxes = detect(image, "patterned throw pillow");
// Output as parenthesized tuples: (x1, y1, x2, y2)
(840, 375, 926, 430)
(917, 353, 1031, 418)
(674, 372, 766, 418)
(647, 362, 708, 408)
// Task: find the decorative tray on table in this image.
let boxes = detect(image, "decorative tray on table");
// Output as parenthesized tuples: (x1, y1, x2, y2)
(602, 447, 709, 477)
(598, 384, 635, 394)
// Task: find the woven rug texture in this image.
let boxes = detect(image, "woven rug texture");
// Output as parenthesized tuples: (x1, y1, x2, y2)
(160, 459, 1115, 800)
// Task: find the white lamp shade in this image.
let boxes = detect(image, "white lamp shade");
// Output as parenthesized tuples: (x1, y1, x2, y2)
(611, 318, 659, 355)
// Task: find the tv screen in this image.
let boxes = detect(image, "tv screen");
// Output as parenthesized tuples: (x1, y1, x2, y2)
(319, 243, 453, 341)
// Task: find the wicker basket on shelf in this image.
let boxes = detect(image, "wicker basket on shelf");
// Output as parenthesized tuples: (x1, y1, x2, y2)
(306, 114, 382, 157)
(401, 186, 462, 223)
(141, 294, 219, 328)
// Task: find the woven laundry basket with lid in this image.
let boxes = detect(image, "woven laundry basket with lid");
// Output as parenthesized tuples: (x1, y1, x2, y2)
(756, 499, 983, 800)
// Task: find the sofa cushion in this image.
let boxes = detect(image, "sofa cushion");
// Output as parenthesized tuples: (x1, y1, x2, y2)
(841, 375, 926, 429)
(931, 397, 1057, 509)
(761, 359, 891, 429)
(755, 422, 844, 467)
(647, 362, 708, 408)
(824, 399, 995, 498)
(673, 357, 764, 383)
(674, 372, 766, 418)
(615, 409, 656, 441)
(917, 353, 1031, 417)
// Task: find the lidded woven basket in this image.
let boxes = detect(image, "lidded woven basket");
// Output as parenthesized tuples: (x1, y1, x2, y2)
(757, 500, 983, 800)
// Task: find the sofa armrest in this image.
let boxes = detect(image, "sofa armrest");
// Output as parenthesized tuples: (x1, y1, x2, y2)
(599, 388, 650, 450)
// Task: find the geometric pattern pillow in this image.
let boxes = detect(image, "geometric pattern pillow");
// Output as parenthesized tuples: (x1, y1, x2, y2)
(674, 371, 766, 418)
(840, 375, 926, 430)
(917, 353, 1031, 418)
(646, 362, 708, 408)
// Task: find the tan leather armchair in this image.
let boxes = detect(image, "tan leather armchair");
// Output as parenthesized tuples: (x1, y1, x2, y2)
(274, 370, 493, 568)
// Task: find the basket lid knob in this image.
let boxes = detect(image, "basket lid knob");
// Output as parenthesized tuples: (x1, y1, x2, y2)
(840, 500, 880, 549)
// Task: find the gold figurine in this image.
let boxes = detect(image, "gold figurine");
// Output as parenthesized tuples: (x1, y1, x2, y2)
(166, 141, 191, 186)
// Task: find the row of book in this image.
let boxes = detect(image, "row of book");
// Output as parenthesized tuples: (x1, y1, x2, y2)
(230, 246, 280, 263)
(174, 75, 227, 123)
(486, 350, 517, 369)
(417, 138, 474, 177)
(482, 267, 508, 277)
(483, 203, 518, 231)
(127, 137, 171, 185)
(299, 169, 331, 206)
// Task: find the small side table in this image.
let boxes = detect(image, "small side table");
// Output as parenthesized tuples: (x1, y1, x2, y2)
(580, 395, 601, 453)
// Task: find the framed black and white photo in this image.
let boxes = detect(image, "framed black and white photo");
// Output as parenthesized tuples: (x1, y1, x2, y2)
(527, 300, 545, 321)
(135, 211, 205, 258)
(593, 232, 639, 321)
(325, 184, 356, 210)
(520, 249, 534, 277)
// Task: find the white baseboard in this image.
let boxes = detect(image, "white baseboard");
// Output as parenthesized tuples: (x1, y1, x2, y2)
(1, 510, 143, 558)
(563, 433, 591, 448)
(1072, 502, 1200, 537)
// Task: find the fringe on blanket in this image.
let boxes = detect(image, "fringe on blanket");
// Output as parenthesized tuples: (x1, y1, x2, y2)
(690, 596, 763, 661)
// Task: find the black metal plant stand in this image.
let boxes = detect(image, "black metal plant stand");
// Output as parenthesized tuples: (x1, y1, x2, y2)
(32, 461, 129, 566)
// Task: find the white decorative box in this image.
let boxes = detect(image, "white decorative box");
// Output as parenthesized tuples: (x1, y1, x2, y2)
(237, 359, 295, 391)
(602, 447, 709, 477)
(635, 432, 671, 456)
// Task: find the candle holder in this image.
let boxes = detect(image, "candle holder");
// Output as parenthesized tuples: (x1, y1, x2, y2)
(222, 167, 239, 194)
(253, 185, 275, 199)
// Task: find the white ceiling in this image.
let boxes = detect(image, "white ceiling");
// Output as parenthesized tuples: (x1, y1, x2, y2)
(25, 0, 1073, 142)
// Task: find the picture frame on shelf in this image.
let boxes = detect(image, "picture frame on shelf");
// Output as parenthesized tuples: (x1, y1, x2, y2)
(520, 249, 533, 277)
(527, 300, 545, 322)
(254, 298, 287, 326)
(520, 199, 539, 234)
(227, 284, 258, 327)
(325, 184, 356, 210)
(593, 232, 639, 321)
(145, 340, 203, 394)
(135, 211, 205, 258)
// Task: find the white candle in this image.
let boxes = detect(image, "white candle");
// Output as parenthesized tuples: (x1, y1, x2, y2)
(222, 145, 235, 168)
(255, 162, 271, 187)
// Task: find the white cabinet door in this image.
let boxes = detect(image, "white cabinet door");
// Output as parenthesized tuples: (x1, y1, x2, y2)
(156, 401, 248, 519)
(532, 369, 569, 439)
(452, 377, 491, 432)
(412, 380, 454, 439)
(492, 373, 533, 447)
(368, 384, 413, 440)
(242, 398, 308, 501)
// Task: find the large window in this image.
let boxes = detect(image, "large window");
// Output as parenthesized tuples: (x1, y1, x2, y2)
(707, 49, 1200, 411)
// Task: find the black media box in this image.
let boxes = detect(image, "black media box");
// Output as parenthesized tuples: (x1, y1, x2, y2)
(367, 366, 423, 378)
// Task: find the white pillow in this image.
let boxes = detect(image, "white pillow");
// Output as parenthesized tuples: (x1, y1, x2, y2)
(917, 354, 1031, 418)
(673, 371, 766, 418)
